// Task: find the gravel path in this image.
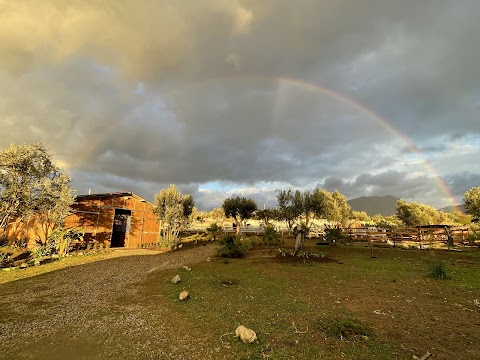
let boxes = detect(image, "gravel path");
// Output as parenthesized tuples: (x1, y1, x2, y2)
(0, 244, 220, 359)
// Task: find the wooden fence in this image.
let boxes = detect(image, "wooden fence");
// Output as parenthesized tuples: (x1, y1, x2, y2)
(343, 226, 471, 246)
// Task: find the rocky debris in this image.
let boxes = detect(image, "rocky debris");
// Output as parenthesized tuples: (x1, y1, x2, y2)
(20, 263, 28, 269)
(235, 325, 257, 344)
(182, 266, 191, 271)
(179, 291, 190, 301)
(171, 275, 181, 284)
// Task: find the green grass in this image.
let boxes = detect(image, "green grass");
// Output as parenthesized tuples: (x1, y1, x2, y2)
(427, 256, 448, 279)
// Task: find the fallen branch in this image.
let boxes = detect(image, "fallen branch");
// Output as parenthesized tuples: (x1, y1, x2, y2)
(220, 332, 235, 344)
(292, 321, 308, 334)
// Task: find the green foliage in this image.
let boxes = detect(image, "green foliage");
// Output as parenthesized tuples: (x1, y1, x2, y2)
(464, 187, 480, 222)
(255, 208, 280, 226)
(217, 234, 247, 258)
(277, 188, 352, 231)
(370, 214, 404, 228)
(154, 184, 195, 247)
(206, 222, 221, 241)
(467, 231, 480, 246)
(324, 227, 346, 244)
(32, 227, 84, 258)
(32, 239, 56, 259)
(427, 256, 448, 280)
(0, 143, 74, 232)
(262, 226, 280, 245)
(316, 317, 374, 340)
(222, 196, 257, 232)
(396, 199, 443, 226)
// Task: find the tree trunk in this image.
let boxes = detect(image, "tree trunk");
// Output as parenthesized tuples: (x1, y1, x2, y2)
(235, 219, 241, 236)
(293, 224, 306, 253)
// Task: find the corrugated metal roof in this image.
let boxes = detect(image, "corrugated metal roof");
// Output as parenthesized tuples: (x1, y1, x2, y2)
(75, 191, 153, 205)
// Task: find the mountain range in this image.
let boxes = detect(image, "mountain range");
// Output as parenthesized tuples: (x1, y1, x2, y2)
(347, 195, 398, 216)
(347, 195, 465, 217)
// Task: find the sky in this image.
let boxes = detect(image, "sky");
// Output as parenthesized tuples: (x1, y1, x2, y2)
(0, 0, 479, 211)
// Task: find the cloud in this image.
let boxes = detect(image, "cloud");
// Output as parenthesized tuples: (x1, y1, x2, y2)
(0, 0, 479, 210)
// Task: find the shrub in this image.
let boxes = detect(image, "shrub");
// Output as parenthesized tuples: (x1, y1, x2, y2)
(427, 256, 448, 280)
(466, 231, 480, 246)
(316, 317, 373, 340)
(32, 239, 56, 259)
(324, 227, 346, 244)
(262, 226, 281, 245)
(218, 234, 246, 258)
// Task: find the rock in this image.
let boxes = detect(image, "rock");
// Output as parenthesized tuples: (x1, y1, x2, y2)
(206, 257, 212, 262)
(51, 254, 60, 259)
(34, 260, 41, 266)
(171, 275, 181, 284)
(179, 291, 190, 301)
(20, 263, 28, 269)
(235, 325, 257, 344)
(182, 266, 191, 271)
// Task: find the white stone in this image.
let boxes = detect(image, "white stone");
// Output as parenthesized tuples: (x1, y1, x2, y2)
(171, 275, 181, 284)
(182, 266, 191, 271)
(179, 291, 190, 301)
(235, 325, 257, 343)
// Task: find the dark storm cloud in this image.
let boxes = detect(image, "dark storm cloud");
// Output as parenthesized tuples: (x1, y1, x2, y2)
(0, 0, 479, 209)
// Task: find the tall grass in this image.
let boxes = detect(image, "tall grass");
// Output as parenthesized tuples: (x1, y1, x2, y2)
(427, 256, 448, 280)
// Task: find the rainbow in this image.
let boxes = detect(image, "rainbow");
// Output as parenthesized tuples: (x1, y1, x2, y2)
(70, 74, 460, 211)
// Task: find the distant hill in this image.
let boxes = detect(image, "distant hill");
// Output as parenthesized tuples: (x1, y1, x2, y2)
(438, 204, 465, 214)
(348, 195, 399, 217)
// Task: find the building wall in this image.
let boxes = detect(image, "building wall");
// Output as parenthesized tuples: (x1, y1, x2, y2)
(64, 194, 160, 247)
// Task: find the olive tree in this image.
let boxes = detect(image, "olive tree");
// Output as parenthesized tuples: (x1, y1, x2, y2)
(464, 187, 480, 222)
(396, 199, 440, 226)
(153, 184, 194, 247)
(0, 143, 74, 241)
(222, 196, 257, 235)
(276, 188, 352, 253)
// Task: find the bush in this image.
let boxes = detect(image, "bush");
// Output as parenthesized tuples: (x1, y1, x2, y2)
(466, 231, 480, 246)
(262, 226, 281, 246)
(218, 234, 246, 258)
(427, 256, 448, 280)
(316, 317, 373, 340)
(324, 227, 346, 244)
(32, 227, 84, 258)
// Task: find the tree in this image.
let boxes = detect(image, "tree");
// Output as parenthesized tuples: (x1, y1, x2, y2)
(276, 188, 352, 253)
(464, 187, 480, 222)
(153, 185, 194, 247)
(276, 189, 303, 231)
(35, 171, 75, 243)
(396, 199, 440, 226)
(0, 143, 74, 240)
(256, 208, 281, 226)
(222, 196, 257, 235)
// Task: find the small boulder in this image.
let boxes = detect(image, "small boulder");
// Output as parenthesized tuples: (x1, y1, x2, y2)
(171, 275, 181, 284)
(179, 291, 190, 301)
(182, 266, 191, 271)
(20, 263, 28, 269)
(235, 325, 257, 344)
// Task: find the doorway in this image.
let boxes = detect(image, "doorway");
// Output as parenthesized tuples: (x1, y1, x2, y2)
(111, 209, 131, 247)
